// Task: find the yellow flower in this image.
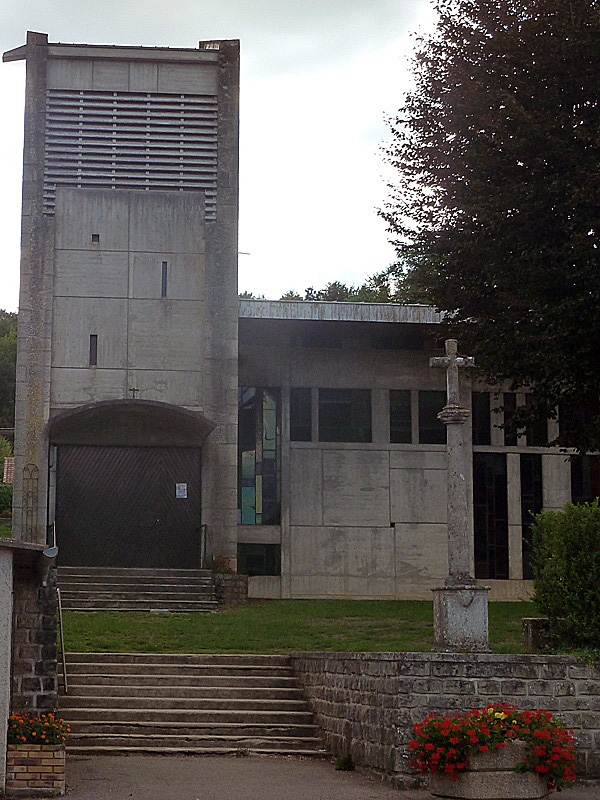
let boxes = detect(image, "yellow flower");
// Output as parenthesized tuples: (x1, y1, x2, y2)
(495, 712, 507, 720)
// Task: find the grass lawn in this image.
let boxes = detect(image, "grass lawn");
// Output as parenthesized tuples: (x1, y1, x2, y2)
(0, 520, 12, 538)
(62, 599, 536, 654)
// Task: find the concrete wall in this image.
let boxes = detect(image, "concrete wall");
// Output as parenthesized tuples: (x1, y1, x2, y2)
(11, 34, 239, 563)
(239, 320, 571, 600)
(291, 651, 600, 788)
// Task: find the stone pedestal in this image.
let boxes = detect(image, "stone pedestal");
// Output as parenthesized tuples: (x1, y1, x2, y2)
(433, 584, 490, 652)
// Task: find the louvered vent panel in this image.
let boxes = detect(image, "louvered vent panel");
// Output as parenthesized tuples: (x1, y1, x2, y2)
(44, 90, 218, 219)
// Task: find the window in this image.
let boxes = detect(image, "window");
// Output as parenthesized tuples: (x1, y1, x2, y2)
(318, 389, 371, 443)
(161, 261, 168, 298)
(89, 334, 98, 366)
(91, 233, 100, 243)
(418, 390, 446, 444)
(237, 543, 281, 576)
(290, 388, 312, 442)
(238, 387, 281, 525)
(390, 390, 412, 443)
(525, 395, 547, 446)
(503, 393, 518, 446)
(571, 455, 600, 504)
(472, 392, 491, 445)
(520, 453, 543, 579)
(473, 453, 508, 579)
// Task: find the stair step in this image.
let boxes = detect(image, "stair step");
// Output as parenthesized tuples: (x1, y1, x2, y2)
(67, 745, 328, 757)
(68, 734, 325, 751)
(66, 721, 320, 737)
(65, 685, 305, 700)
(57, 567, 218, 614)
(61, 708, 316, 724)
(63, 674, 298, 688)
(59, 652, 325, 757)
(59, 568, 212, 578)
(64, 652, 291, 665)
(60, 696, 309, 711)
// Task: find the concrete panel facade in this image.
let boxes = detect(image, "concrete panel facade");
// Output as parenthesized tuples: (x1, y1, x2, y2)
(239, 301, 574, 600)
(8, 34, 239, 565)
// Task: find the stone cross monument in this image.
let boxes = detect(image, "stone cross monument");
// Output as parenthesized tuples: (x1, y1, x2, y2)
(430, 339, 490, 651)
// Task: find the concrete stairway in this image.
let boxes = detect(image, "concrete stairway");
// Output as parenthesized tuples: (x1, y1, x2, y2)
(57, 567, 218, 612)
(59, 653, 327, 757)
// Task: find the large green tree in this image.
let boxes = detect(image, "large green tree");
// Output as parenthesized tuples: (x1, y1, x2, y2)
(0, 311, 17, 429)
(381, 0, 600, 451)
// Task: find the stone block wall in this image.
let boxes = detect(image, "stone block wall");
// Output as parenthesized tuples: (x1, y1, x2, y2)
(11, 569, 58, 714)
(214, 573, 248, 605)
(290, 652, 600, 788)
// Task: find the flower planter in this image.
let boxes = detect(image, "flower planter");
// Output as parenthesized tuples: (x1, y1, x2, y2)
(5, 743, 65, 797)
(430, 741, 551, 799)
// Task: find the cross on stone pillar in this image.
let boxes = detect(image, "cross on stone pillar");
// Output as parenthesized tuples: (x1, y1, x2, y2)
(430, 339, 474, 585)
(129, 387, 139, 400)
(429, 338, 490, 651)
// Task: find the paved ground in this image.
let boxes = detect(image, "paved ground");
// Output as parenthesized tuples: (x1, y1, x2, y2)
(62, 754, 599, 800)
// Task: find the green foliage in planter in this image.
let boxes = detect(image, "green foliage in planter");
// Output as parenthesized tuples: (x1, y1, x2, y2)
(532, 501, 600, 648)
(7, 713, 70, 745)
(0, 482, 12, 515)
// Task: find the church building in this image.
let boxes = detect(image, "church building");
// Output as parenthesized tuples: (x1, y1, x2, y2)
(5, 33, 593, 601)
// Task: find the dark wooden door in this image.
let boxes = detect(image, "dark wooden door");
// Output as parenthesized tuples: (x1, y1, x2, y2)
(56, 445, 201, 567)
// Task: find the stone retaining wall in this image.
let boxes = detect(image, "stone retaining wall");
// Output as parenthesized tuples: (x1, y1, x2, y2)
(213, 573, 248, 605)
(290, 652, 600, 788)
(11, 568, 58, 714)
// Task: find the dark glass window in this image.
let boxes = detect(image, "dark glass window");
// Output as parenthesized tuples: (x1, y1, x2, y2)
(559, 400, 595, 448)
(237, 543, 281, 576)
(238, 387, 281, 525)
(472, 392, 491, 446)
(520, 453, 543, 579)
(571, 455, 600, 504)
(290, 388, 312, 442)
(390, 390, 412, 444)
(503, 393, 518, 446)
(418, 390, 446, 444)
(473, 453, 508, 579)
(318, 389, 371, 443)
(89, 334, 98, 366)
(300, 331, 341, 348)
(371, 331, 424, 350)
(526, 395, 547, 446)
(161, 261, 168, 298)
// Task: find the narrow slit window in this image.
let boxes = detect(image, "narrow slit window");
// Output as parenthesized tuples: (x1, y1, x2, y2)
(89, 334, 98, 366)
(161, 261, 168, 298)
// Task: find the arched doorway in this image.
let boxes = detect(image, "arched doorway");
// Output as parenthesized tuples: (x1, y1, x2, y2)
(49, 400, 214, 568)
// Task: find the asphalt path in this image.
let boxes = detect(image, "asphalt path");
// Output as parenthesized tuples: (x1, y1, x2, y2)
(61, 754, 599, 800)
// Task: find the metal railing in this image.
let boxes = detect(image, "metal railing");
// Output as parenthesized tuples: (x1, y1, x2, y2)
(56, 586, 68, 695)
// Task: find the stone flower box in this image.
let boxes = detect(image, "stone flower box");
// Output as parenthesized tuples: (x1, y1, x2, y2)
(430, 740, 550, 799)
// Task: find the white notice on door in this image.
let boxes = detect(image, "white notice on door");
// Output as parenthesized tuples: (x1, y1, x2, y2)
(176, 483, 188, 499)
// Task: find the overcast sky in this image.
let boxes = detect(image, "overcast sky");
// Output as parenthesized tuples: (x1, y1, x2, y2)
(0, 0, 435, 313)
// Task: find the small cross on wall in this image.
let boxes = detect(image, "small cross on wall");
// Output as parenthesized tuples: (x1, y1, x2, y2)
(129, 387, 140, 400)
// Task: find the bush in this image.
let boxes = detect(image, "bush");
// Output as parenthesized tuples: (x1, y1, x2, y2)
(0, 483, 12, 515)
(532, 501, 600, 648)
